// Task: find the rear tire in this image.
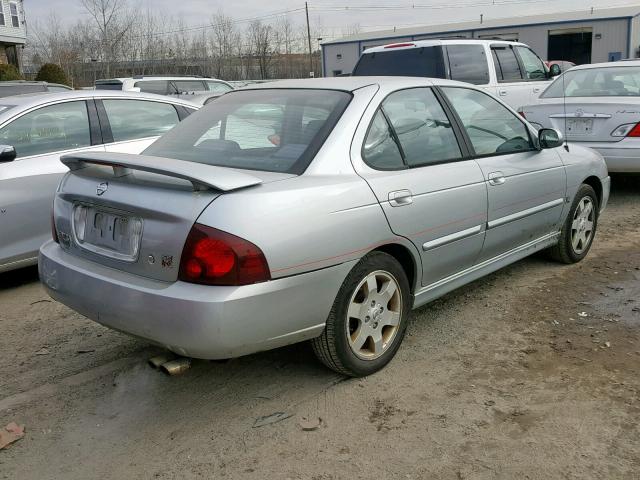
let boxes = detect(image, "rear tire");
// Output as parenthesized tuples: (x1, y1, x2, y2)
(312, 251, 411, 377)
(549, 184, 598, 264)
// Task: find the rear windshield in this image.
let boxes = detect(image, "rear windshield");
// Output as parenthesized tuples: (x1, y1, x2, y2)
(543, 66, 640, 98)
(353, 46, 445, 78)
(0, 84, 46, 97)
(95, 81, 124, 90)
(143, 89, 352, 174)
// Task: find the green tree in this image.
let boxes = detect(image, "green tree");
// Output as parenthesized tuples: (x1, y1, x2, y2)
(35, 63, 70, 86)
(0, 64, 23, 81)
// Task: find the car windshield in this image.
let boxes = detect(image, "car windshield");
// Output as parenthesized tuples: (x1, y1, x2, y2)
(542, 66, 640, 98)
(143, 89, 352, 174)
(353, 46, 445, 77)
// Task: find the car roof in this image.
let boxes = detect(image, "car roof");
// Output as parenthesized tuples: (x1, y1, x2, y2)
(362, 38, 527, 54)
(0, 89, 200, 109)
(0, 80, 68, 87)
(239, 76, 471, 92)
(567, 60, 640, 71)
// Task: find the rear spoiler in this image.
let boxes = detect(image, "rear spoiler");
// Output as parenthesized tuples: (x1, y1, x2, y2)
(60, 152, 263, 192)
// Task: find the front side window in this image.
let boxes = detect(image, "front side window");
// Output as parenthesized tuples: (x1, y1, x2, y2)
(542, 66, 640, 98)
(9, 2, 18, 27)
(172, 80, 206, 93)
(447, 45, 490, 85)
(442, 87, 533, 156)
(516, 46, 547, 80)
(144, 89, 351, 174)
(381, 88, 462, 167)
(134, 80, 169, 95)
(492, 46, 523, 82)
(353, 46, 446, 78)
(102, 100, 179, 142)
(0, 101, 90, 158)
(206, 81, 233, 94)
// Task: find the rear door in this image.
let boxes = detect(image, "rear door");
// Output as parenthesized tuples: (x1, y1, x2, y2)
(97, 98, 182, 154)
(490, 44, 531, 109)
(514, 45, 553, 103)
(0, 100, 104, 267)
(354, 87, 488, 286)
(441, 86, 566, 261)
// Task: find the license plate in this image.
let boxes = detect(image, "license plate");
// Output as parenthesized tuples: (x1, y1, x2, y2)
(566, 118, 594, 135)
(73, 205, 143, 261)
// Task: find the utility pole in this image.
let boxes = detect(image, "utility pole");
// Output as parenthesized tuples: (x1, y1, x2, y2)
(306, 2, 313, 76)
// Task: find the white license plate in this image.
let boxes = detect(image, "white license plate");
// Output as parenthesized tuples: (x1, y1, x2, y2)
(566, 118, 594, 135)
(73, 205, 143, 261)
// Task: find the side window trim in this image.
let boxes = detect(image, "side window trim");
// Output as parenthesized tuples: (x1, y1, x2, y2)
(361, 86, 471, 171)
(437, 85, 537, 159)
(94, 99, 114, 144)
(86, 99, 103, 146)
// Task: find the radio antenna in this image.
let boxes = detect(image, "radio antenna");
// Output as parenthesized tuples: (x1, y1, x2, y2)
(562, 69, 570, 152)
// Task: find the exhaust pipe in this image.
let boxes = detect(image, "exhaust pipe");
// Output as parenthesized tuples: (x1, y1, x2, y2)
(160, 358, 192, 376)
(148, 354, 176, 369)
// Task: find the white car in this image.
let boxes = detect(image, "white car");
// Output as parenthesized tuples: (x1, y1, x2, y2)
(520, 60, 640, 172)
(0, 90, 198, 273)
(95, 76, 234, 100)
(352, 39, 558, 109)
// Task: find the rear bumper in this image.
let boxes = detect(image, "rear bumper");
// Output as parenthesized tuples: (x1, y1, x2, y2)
(573, 140, 640, 173)
(39, 241, 355, 359)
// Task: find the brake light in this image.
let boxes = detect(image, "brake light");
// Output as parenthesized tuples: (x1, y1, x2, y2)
(627, 123, 640, 137)
(51, 209, 59, 244)
(611, 123, 640, 137)
(384, 42, 415, 49)
(179, 224, 270, 286)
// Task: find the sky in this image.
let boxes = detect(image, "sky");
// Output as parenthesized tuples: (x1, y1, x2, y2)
(25, 0, 640, 42)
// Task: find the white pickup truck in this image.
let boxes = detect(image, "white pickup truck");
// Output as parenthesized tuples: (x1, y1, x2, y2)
(352, 39, 559, 109)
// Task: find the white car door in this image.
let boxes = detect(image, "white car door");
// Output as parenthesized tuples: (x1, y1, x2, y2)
(0, 100, 105, 270)
(97, 98, 186, 155)
(490, 44, 536, 109)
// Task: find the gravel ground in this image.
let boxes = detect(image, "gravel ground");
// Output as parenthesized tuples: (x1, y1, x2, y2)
(0, 175, 638, 480)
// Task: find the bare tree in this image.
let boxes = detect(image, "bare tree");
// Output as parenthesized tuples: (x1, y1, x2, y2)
(248, 20, 280, 80)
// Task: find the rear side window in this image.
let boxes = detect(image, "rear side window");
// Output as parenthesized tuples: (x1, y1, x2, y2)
(134, 80, 169, 95)
(144, 89, 351, 174)
(0, 101, 90, 157)
(442, 87, 533, 156)
(362, 110, 404, 170)
(206, 81, 233, 94)
(102, 100, 180, 142)
(353, 46, 446, 78)
(446, 45, 490, 85)
(492, 46, 523, 82)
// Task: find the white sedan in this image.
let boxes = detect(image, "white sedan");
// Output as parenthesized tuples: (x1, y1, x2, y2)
(521, 60, 640, 172)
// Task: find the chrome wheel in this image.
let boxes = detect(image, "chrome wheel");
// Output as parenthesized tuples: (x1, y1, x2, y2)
(346, 270, 402, 360)
(570, 197, 595, 255)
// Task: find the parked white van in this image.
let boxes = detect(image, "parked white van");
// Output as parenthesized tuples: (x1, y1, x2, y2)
(352, 39, 559, 108)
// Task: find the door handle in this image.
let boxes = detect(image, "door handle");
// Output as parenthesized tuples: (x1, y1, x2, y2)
(488, 172, 506, 186)
(388, 190, 413, 207)
(498, 89, 508, 96)
(533, 86, 542, 93)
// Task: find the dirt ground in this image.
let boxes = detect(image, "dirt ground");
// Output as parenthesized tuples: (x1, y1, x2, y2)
(0, 176, 639, 480)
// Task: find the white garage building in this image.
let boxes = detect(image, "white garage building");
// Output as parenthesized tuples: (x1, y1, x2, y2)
(321, 6, 640, 77)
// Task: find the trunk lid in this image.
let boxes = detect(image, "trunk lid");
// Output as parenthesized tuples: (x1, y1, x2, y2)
(53, 152, 291, 282)
(524, 98, 640, 143)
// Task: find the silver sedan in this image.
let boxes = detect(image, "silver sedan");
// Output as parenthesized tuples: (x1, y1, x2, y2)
(0, 90, 198, 273)
(39, 77, 610, 377)
(521, 60, 640, 172)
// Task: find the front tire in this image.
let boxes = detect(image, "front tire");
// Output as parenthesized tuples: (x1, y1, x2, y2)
(549, 184, 598, 264)
(312, 252, 411, 377)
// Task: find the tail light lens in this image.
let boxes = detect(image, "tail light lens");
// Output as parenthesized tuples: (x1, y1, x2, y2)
(612, 123, 640, 137)
(179, 224, 270, 286)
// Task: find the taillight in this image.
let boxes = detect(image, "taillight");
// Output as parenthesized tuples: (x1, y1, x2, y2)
(51, 209, 59, 244)
(611, 123, 640, 137)
(179, 224, 270, 286)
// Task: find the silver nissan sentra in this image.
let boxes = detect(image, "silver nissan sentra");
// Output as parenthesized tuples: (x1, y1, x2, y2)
(39, 77, 610, 377)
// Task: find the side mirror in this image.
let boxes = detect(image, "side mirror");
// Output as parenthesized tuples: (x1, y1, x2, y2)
(549, 64, 562, 77)
(539, 128, 563, 149)
(0, 145, 16, 163)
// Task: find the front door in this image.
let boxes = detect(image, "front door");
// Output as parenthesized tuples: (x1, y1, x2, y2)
(353, 87, 488, 286)
(440, 86, 567, 261)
